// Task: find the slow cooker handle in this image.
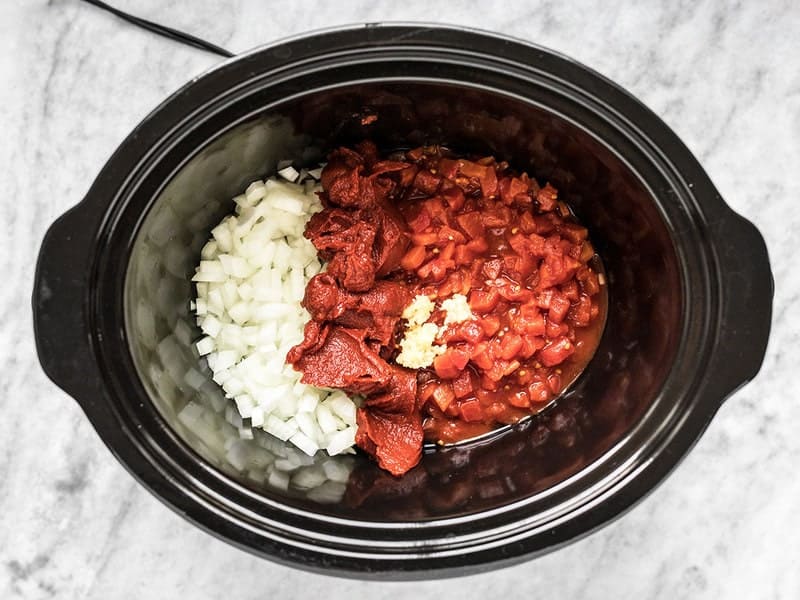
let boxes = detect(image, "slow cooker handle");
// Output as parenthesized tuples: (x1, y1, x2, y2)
(33, 202, 107, 405)
(711, 210, 773, 399)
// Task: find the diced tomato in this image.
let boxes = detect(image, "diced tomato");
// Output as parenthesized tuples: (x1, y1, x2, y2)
(430, 383, 455, 412)
(459, 399, 484, 422)
(469, 259, 485, 281)
(437, 271, 461, 298)
(561, 222, 588, 243)
(414, 170, 442, 195)
(519, 302, 540, 320)
(485, 402, 505, 418)
(411, 232, 438, 246)
(469, 288, 500, 313)
(457, 160, 498, 197)
(466, 237, 489, 254)
(528, 380, 551, 403)
(479, 314, 501, 337)
(496, 281, 533, 302)
(517, 337, 541, 360)
(519, 211, 537, 234)
(480, 207, 511, 227)
(533, 214, 558, 235)
(577, 267, 601, 296)
(498, 332, 523, 360)
(441, 320, 484, 345)
(437, 226, 465, 245)
(433, 347, 470, 379)
(579, 241, 595, 262)
(452, 369, 473, 398)
(461, 321, 485, 344)
(444, 402, 461, 417)
(482, 258, 503, 280)
(568, 295, 593, 327)
(406, 208, 432, 233)
(418, 258, 455, 281)
(460, 271, 474, 295)
(470, 342, 494, 370)
(560, 279, 579, 301)
(439, 240, 456, 262)
(485, 346, 508, 381)
(538, 337, 575, 367)
(518, 336, 544, 358)
(527, 233, 547, 257)
(536, 288, 556, 309)
(503, 254, 519, 274)
(546, 372, 562, 394)
(480, 373, 501, 391)
(453, 244, 473, 266)
(566, 242, 582, 260)
(516, 316, 545, 339)
(437, 323, 457, 343)
(559, 238, 574, 256)
(400, 245, 426, 270)
(397, 164, 419, 187)
(545, 318, 569, 338)
(441, 185, 465, 211)
(538, 254, 582, 289)
(436, 158, 460, 179)
(485, 359, 507, 382)
(561, 223, 589, 244)
(549, 293, 571, 324)
(508, 390, 530, 408)
(405, 147, 424, 161)
(517, 303, 546, 336)
(515, 252, 536, 279)
(508, 233, 529, 256)
(499, 176, 530, 205)
(456, 211, 485, 239)
(536, 183, 559, 211)
(424, 195, 446, 215)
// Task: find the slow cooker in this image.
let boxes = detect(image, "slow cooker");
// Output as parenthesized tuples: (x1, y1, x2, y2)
(33, 25, 772, 579)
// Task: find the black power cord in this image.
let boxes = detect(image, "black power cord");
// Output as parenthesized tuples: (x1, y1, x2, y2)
(79, 0, 235, 58)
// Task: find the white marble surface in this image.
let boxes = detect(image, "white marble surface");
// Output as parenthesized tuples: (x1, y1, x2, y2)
(1, 0, 798, 597)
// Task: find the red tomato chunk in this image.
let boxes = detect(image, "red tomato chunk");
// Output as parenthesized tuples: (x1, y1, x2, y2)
(289, 142, 606, 475)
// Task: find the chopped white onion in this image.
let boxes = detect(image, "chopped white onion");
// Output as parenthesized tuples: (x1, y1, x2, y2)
(192, 170, 359, 459)
(325, 427, 356, 456)
(277, 165, 300, 182)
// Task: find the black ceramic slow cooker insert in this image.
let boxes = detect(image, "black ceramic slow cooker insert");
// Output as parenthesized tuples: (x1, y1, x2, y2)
(33, 25, 772, 579)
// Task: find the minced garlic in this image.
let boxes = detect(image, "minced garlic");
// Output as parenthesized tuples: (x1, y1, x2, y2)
(441, 294, 473, 325)
(402, 294, 435, 326)
(396, 293, 476, 369)
(396, 322, 445, 369)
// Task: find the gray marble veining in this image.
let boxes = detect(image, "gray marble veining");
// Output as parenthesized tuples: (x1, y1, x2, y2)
(1, 0, 798, 598)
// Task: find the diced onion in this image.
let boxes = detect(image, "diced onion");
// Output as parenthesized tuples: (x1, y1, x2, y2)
(191, 171, 360, 460)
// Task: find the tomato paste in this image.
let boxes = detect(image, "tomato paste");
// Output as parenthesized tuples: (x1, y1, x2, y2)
(288, 142, 605, 475)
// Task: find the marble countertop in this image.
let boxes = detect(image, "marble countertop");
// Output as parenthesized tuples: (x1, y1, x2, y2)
(2, 0, 797, 597)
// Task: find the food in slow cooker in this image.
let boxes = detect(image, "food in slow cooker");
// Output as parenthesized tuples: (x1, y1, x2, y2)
(193, 142, 605, 476)
(288, 142, 605, 475)
(192, 169, 360, 458)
